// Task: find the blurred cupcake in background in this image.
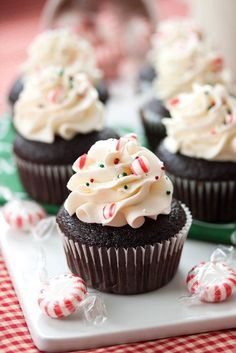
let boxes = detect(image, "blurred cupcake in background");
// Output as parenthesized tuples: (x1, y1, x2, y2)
(157, 84, 236, 223)
(57, 134, 192, 294)
(8, 28, 109, 108)
(13, 66, 118, 205)
(141, 28, 232, 152)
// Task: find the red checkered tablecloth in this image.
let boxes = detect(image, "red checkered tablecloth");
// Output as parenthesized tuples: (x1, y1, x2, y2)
(1, 253, 236, 353)
(1, 0, 236, 352)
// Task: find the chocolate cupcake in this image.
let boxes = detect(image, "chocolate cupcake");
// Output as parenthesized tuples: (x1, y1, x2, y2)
(157, 84, 236, 223)
(8, 28, 109, 107)
(141, 19, 230, 151)
(57, 134, 192, 294)
(13, 66, 118, 205)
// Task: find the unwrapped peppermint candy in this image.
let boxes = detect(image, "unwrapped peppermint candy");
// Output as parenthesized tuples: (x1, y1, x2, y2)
(38, 274, 87, 318)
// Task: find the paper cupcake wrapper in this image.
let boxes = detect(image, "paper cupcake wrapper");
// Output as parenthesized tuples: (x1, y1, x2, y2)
(60, 205, 192, 295)
(140, 109, 166, 151)
(170, 174, 236, 223)
(14, 154, 73, 205)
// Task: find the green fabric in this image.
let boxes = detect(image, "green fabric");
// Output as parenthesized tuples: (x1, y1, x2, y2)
(1, 114, 235, 244)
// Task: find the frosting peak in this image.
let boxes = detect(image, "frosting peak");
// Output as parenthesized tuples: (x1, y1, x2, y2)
(65, 135, 173, 228)
(14, 67, 104, 143)
(151, 18, 203, 57)
(154, 33, 231, 101)
(163, 84, 236, 161)
(23, 28, 101, 82)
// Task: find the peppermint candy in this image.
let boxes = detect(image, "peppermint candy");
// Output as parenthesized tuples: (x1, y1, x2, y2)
(131, 156, 150, 175)
(186, 261, 236, 303)
(38, 274, 87, 319)
(103, 203, 116, 220)
(73, 154, 87, 171)
(2, 200, 46, 232)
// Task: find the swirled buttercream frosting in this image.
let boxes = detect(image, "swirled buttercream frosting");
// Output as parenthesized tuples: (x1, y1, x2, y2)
(151, 18, 203, 63)
(14, 66, 104, 143)
(163, 84, 236, 161)
(65, 134, 173, 228)
(154, 34, 231, 101)
(23, 28, 101, 82)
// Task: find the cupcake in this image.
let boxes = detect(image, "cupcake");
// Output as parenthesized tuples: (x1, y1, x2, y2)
(13, 66, 118, 205)
(57, 134, 192, 294)
(157, 84, 236, 223)
(141, 26, 231, 151)
(8, 28, 109, 107)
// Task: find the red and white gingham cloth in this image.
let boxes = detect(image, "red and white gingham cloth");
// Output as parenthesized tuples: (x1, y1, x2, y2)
(1, 254, 236, 353)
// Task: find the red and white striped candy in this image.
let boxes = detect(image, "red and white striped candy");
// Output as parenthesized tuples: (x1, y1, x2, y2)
(47, 86, 64, 104)
(186, 261, 236, 303)
(103, 203, 116, 220)
(124, 133, 138, 142)
(73, 154, 87, 171)
(38, 274, 87, 319)
(131, 156, 150, 176)
(2, 200, 46, 232)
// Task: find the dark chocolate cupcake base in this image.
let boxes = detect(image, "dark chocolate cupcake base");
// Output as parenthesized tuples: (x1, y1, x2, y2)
(13, 128, 119, 165)
(13, 128, 119, 204)
(57, 202, 191, 294)
(14, 155, 72, 205)
(140, 98, 170, 151)
(157, 142, 236, 223)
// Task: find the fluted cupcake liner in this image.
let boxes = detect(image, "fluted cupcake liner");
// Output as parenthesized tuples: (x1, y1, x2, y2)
(60, 205, 192, 295)
(140, 109, 167, 151)
(14, 154, 73, 205)
(169, 174, 236, 223)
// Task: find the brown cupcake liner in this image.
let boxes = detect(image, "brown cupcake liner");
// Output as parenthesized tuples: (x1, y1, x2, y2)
(169, 173, 236, 223)
(60, 205, 192, 295)
(140, 109, 167, 151)
(14, 154, 73, 205)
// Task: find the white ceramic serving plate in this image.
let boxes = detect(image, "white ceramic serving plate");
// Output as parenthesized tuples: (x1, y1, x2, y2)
(1, 216, 236, 352)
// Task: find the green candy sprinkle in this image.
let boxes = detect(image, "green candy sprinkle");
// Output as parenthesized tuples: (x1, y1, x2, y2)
(86, 182, 90, 187)
(99, 164, 105, 168)
(166, 190, 171, 195)
(124, 185, 128, 190)
(122, 172, 128, 177)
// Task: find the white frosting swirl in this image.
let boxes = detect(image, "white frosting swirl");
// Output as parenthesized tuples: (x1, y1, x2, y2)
(151, 18, 203, 62)
(65, 134, 173, 228)
(14, 67, 104, 143)
(23, 28, 101, 82)
(154, 35, 231, 101)
(163, 84, 236, 161)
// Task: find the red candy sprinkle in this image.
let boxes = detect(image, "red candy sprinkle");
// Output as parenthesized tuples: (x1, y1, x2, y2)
(90, 178, 94, 183)
(155, 176, 159, 180)
(114, 158, 120, 165)
(161, 165, 165, 170)
(169, 98, 180, 106)
(76, 154, 87, 169)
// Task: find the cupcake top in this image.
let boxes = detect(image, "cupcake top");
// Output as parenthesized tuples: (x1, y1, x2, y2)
(14, 66, 104, 143)
(163, 84, 236, 161)
(65, 134, 173, 228)
(23, 28, 101, 82)
(151, 18, 203, 61)
(154, 34, 231, 101)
